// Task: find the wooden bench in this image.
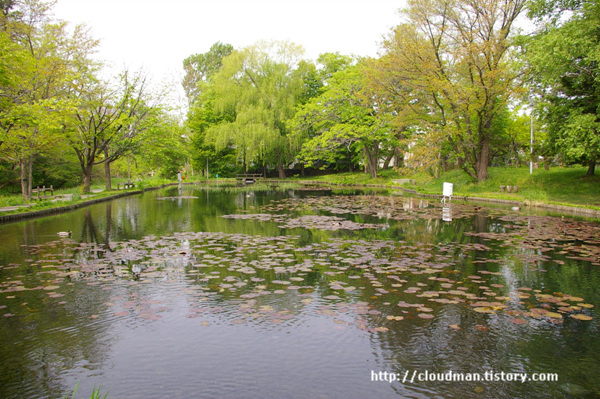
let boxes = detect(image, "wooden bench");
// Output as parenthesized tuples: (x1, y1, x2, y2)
(235, 174, 264, 184)
(117, 182, 135, 190)
(32, 185, 54, 200)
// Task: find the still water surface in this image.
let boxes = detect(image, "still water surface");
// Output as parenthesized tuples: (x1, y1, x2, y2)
(0, 183, 599, 399)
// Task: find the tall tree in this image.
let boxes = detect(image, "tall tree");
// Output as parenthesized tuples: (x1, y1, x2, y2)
(526, 0, 600, 176)
(0, 0, 99, 200)
(379, 0, 526, 181)
(68, 70, 153, 192)
(182, 42, 233, 105)
(127, 111, 190, 179)
(292, 61, 396, 178)
(187, 85, 237, 177)
(206, 40, 306, 178)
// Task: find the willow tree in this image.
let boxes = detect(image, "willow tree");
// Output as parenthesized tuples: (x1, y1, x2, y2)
(206, 40, 306, 178)
(379, 0, 526, 181)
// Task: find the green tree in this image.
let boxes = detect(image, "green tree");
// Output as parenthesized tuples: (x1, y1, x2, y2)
(187, 86, 238, 177)
(206, 40, 306, 178)
(292, 61, 396, 178)
(68, 70, 153, 192)
(379, 0, 526, 181)
(526, 0, 600, 175)
(182, 42, 234, 105)
(0, 0, 99, 200)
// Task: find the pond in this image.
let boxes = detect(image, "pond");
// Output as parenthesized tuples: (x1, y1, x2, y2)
(0, 183, 599, 399)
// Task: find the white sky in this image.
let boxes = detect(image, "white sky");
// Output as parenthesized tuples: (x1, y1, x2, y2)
(52, 0, 404, 94)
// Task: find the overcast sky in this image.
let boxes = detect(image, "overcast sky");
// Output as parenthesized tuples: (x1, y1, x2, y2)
(52, 0, 404, 83)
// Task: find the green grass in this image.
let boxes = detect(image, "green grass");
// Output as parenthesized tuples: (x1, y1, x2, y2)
(414, 166, 600, 208)
(2, 167, 598, 214)
(291, 166, 600, 210)
(63, 382, 108, 399)
(0, 176, 186, 215)
(292, 168, 402, 186)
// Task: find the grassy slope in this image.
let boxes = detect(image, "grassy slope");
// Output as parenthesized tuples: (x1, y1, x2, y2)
(294, 166, 600, 210)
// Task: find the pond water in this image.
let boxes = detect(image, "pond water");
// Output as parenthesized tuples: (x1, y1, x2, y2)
(0, 183, 599, 399)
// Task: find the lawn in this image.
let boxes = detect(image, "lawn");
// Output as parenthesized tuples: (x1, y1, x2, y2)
(294, 166, 600, 210)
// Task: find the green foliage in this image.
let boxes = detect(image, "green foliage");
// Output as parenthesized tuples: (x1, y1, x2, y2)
(129, 112, 190, 179)
(526, 0, 600, 174)
(182, 42, 234, 104)
(63, 382, 108, 399)
(292, 61, 396, 178)
(377, 0, 527, 181)
(187, 86, 239, 177)
(205, 40, 308, 176)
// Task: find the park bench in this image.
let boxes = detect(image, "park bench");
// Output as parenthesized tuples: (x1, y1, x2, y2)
(32, 185, 54, 200)
(117, 181, 135, 190)
(235, 174, 264, 184)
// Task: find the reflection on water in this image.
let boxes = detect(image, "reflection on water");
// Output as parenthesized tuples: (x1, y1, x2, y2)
(0, 184, 599, 399)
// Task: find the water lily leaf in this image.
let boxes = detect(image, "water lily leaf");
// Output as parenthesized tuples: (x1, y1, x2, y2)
(373, 327, 389, 332)
(473, 307, 495, 314)
(545, 312, 563, 319)
(578, 303, 594, 309)
(387, 315, 404, 321)
(570, 314, 593, 321)
(509, 318, 527, 325)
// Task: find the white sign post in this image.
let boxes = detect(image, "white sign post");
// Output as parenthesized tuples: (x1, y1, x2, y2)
(442, 182, 453, 204)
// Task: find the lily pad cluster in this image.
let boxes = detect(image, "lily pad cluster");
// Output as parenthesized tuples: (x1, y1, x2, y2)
(1, 214, 596, 331)
(222, 213, 380, 230)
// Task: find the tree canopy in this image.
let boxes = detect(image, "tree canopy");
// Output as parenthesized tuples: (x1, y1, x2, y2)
(0, 0, 597, 197)
(526, 0, 600, 175)
(205, 40, 308, 177)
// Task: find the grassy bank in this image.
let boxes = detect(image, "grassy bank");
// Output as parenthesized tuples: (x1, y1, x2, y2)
(0, 177, 181, 215)
(294, 166, 600, 210)
(2, 167, 598, 216)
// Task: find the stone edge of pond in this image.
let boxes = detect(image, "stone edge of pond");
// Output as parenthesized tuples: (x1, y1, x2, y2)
(0, 183, 189, 224)
(280, 179, 600, 218)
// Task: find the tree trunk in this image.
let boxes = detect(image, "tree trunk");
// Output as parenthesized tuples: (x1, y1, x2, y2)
(277, 160, 286, 179)
(476, 137, 490, 181)
(20, 156, 32, 202)
(382, 152, 394, 170)
(104, 149, 112, 190)
(586, 159, 596, 176)
(364, 146, 379, 179)
(393, 147, 404, 168)
(82, 162, 94, 193)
